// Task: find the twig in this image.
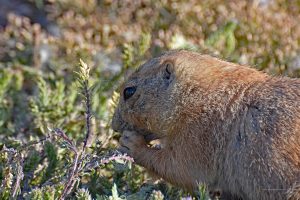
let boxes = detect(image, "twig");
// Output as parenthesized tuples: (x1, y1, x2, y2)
(0, 146, 25, 198)
(51, 60, 94, 200)
(79, 59, 93, 153)
(52, 128, 79, 200)
(78, 60, 94, 181)
(0, 146, 15, 194)
(17, 135, 51, 151)
(82, 77, 92, 152)
(84, 150, 134, 170)
(11, 155, 24, 198)
(59, 152, 79, 200)
(53, 128, 77, 152)
(65, 176, 79, 197)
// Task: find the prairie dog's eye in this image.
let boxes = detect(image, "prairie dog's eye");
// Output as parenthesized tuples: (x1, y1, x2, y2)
(164, 62, 173, 80)
(123, 86, 136, 101)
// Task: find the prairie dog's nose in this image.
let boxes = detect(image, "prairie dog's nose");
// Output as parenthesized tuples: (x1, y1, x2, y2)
(112, 109, 122, 132)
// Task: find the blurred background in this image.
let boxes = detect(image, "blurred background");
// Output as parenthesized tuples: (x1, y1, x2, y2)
(0, 0, 300, 199)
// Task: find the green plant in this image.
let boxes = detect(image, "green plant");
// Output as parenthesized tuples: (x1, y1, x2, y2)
(205, 21, 238, 57)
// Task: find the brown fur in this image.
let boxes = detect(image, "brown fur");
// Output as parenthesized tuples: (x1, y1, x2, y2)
(112, 50, 300, 200)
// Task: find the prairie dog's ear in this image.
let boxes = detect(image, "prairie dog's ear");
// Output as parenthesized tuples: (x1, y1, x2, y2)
(162, 61, 174, 80)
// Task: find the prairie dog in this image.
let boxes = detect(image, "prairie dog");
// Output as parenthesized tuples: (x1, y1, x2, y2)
(112, 50, 300, 200)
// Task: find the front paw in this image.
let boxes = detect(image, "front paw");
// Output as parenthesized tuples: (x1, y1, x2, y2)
(119, 130, 147, 159)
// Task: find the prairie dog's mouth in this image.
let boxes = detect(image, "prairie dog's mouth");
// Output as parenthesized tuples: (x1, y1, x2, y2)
(112, 117, 162, 143)
(131, 128, 161, 143)
(143, 132, 161, 143)
(118, 126, 161, 143)
(121, 129, 163, 149)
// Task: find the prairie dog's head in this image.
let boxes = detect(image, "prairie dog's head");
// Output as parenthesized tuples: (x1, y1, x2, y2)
(111, 50, 242, 138)
(112, 50, 210, 137)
